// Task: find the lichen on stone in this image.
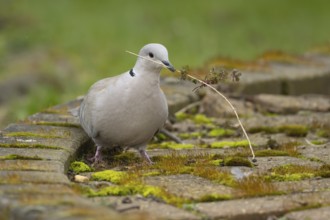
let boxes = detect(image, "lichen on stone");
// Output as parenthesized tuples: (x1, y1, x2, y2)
(70, 161, 93, 173)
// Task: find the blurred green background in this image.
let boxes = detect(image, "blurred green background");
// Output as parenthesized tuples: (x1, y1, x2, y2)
(0, 0, 330, 128)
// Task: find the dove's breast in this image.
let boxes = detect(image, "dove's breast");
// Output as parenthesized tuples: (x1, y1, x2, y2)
(81, 73, 168, 149)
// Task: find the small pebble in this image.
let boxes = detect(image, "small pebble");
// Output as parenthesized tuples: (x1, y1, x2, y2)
(74, 175, 89, 183)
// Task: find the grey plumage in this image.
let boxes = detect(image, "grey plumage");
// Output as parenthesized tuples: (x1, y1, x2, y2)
(78, 43, 175, 163)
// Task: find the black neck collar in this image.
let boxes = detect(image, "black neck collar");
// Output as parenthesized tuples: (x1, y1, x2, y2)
(129, 69, 135, 77)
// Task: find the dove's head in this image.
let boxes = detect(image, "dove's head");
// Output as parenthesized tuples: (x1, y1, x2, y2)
(135, 43, 176, 73)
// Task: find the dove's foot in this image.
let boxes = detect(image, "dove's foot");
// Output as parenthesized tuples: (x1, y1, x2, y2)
(89, 145, 103, 164)
(139, 149, 153, 165)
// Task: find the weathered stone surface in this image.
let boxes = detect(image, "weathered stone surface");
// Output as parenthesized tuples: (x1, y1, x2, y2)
(274, 179, 330, 193)
(282, 206, 330, 220)
(251, 94, 330, 114)
(145, 174, 233, 200)
(90, 196, 199, 220)
(0, 171, 70, 184)
(0, 148, 71, 164)
(0, 160, 64, 173)
(298, 144, 330, 163)
(0, 184, 75, 196)
(195, 191, 330, 220)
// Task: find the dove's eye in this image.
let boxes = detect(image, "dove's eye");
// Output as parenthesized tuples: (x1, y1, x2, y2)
(148, 52, 154, 58)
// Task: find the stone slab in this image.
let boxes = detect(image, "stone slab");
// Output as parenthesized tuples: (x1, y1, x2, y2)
(0, 184, 75, 196)
(274, 178, 330, 193)
(282, 206, 330, 220)
(0, 171, 70, 184)
(195, 191, 330, 220)
(145, 174, 233, 200)
(0, 160, 64, 172)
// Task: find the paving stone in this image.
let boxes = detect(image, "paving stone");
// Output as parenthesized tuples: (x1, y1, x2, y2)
(274, 179, 330, 193)
(195, 191, 330, 220)
(298, 144, 330, 163)
(0, 171, 70, 184)
(253, 156, 322, 173)
(145, 174, 233, 200)
(251, 94, 330, 114)
(90, 196, 199, 220)
(0, 184, 75, 196)
(0, 148, 71, 164)
(282, 206, 330, 220)
(28, 112, 80, 125)
(0, 160, 64, 172)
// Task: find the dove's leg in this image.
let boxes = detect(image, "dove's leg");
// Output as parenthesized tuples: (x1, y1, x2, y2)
(139, 149, 153, 164)
(89, 145, 103, 163)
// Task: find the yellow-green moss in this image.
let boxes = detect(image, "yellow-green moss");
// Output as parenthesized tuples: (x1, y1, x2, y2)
(310, 140, 326, 145)
(208, 159, 223, 166)
(86, 184, 186, 206)
(175, 112, 190, 121)
(210, 140, 250, 148)
(224, 157, 253, 167)
(91, 170, 128, 184)
(207, 128, 235, 138)
(5, 132, 62, 139)
(317, 164, 330, 178)
(148, 142, 194, 150)
(32, 121, 80, 128)
(316, 129, 330, 138)
(192, 114, 213, 124)
(178, 132, 204, 139)
(0, 143, 63, 150)
(112, 152, 142, 165)
(0, 154, 42, 160)
(266, 164, 316, 181)
(197, 193, 232, 202)
(249, 124, 309, 137)
(255, 149, 289, 157)
(70, 161, 93, 173)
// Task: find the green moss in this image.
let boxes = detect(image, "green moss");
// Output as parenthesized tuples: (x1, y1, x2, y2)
(224, 157, 253, 167)
(143, 171, 161, 176)
(5, 132, 63, 139)
(255, 149, 289, 157)
(249, 124, 309, 137)
(266, 164, 316, 181)
(0, 154, 42, 160)
(207, 128, 235, 138)
(0, 143, 63, 150)
(148, 142, 194, 150)
(91, 170, 128, 184)
(316, 129, 330, 138)
(310, 140, 326, 145)
(317, 164, 330, 178)
(197, 193, 232, 202)
(112, 152, 142, 165)
(210, 140, 250, 148)
(178, 132, 204, 139)
(192, 114, 213, 124)
(86, 184, 185, 206)
(175, 112, 190, 121)
(279, 125, 308, 137)
(70, 161, 93, 173)
(32, 121, 80, 128)
(208, 159, 223, 166)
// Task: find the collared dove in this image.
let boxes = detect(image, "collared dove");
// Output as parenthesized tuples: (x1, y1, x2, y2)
(79, 43, 175, 164)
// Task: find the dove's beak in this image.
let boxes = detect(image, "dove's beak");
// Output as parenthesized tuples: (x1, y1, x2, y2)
(162, 61, 176, 72)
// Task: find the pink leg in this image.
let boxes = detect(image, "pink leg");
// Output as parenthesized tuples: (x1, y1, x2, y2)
(89, 145, 103, 164)
(139, 149, 153, 164)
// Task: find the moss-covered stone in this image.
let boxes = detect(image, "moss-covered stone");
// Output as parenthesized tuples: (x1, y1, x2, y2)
(5, 132, 63, 139)
(255, 149, 289, 157)
(32, 121, 80, 128)
(70, 161, 93, 173)
(208, 159, 223, 166)
(91, 170, 128, 184)
(0, 154, 42, 160)
(317, 164, 330, 178)
(178, 132, 204, 139)
(310, 140, 327, 145)
(192, 114, 213, 124)
(223, 157, 253, 167)
(148, 142, 194, 150)
(249, 124, 309, 137)
(210, 140, 250, 148)
(0, 143, 63, 150)
(175, 112, 190, 121)
(266, 164, 316, 181)
(316, 129, 330, 138)
(207, 128, 235, 138)
(197, 193, 232, 202)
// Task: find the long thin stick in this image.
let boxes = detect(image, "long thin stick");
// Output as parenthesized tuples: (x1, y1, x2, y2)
(126, 50, 256, 161)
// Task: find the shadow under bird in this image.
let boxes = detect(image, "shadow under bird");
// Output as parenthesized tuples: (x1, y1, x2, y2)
(78, 43, 176, 164)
